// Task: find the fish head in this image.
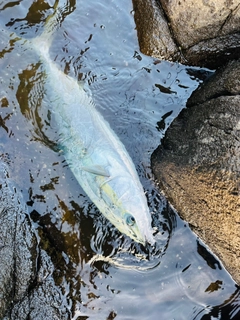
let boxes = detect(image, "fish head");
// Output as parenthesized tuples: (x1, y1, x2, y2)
(121, 209, 155, 246)
(99, 176, 155, 246)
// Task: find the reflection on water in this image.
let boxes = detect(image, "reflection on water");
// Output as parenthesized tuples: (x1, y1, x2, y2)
(0, 0, 239, 319)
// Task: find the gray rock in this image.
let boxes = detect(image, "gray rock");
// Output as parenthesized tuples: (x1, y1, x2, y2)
(151, 60, 240, 284)
(187, 59, 240, 106)
(6, 250, 70, 320)
(0, 162, 37, 317)
(184, 32, 240, 69)
(0, 162, 70, 319)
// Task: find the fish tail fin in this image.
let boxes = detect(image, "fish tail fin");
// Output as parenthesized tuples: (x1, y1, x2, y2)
(31, 2, 62, 57)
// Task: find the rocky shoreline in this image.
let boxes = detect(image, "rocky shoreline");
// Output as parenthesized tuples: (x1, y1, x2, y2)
(135, 0, 240, 284)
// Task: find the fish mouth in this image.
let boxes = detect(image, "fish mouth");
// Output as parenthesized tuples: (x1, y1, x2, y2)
(137, 238, 146, 246)
(144, 232, 155, 247)
(148, 238, 156, 247)
(136, 233, 155, 247)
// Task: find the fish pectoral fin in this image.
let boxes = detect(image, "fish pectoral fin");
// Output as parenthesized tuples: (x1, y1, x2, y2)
(81, 165, 110, 177)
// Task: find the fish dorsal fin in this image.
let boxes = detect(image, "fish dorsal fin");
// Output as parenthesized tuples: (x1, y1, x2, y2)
(81, 165, 110, 177)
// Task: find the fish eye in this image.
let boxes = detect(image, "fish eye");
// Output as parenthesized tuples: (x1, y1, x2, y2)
(125, 214, 136, 227)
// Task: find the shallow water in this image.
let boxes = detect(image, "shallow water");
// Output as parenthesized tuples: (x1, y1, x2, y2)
(0, 0, 239, 319)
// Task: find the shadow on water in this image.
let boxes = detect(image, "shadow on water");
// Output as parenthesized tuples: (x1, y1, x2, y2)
(0, 0, 239, 319)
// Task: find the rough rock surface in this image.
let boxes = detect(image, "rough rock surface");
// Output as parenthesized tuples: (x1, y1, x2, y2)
(160, 0, 240, 48)
(133, 0, 240, 68)
(151, 60, 240, 284)
(0, 162, 69, 319)
(0, 162, 37, 317)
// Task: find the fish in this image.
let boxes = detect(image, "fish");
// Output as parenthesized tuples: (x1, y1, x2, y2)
(30, 9, 155, 245)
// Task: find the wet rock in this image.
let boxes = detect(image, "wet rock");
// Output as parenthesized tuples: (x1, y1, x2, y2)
(133, 0, 240, 68)
(132, 0, 179, 61)
(187, 59, 240, 105)
(151, 60, 240, 284)
(0, 162, 69, 319)
(0, 162, 37, 317)
(5, 250, 70, 320)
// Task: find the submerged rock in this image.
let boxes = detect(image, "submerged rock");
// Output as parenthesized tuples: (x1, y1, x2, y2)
(0, 162, 37, 317)
(151, 60, 240, 284)
(133, 0, 240, 68)
(0, 162, 69, 319)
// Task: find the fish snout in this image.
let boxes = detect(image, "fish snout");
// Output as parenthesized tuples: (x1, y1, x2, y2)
(137, 230, 155, 247)
(145, 231, 156, 247)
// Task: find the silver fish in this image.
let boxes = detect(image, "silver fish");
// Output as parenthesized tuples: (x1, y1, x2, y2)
(31, 13, 155, 245)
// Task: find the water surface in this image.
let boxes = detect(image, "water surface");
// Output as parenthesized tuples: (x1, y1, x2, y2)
(0, 0, 239, 319)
